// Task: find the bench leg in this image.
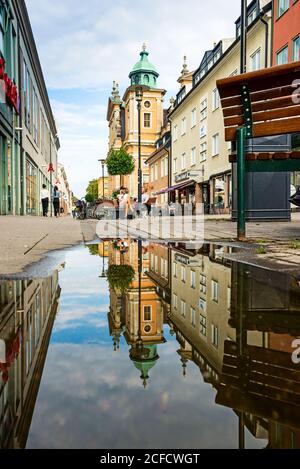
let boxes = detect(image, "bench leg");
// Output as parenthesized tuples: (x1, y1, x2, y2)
(237, 126, 246, 241)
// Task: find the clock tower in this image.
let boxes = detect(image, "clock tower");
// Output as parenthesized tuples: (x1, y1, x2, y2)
(107, 45, 166, 197)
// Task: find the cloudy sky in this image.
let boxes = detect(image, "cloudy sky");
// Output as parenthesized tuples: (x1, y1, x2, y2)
(25, 0, 242, 197)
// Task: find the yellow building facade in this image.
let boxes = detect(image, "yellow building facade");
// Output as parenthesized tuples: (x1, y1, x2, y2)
(107, 46, 166, 197)
(169, 8, 272, 214)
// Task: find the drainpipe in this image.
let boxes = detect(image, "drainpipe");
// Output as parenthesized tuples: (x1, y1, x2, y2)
(17, 22, 24, 215)
(259, 11, 269, 68)
(168, 121, 172, 204)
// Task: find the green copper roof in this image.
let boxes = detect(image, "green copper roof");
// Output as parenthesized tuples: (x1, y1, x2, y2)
(129, 45, 159, 88)
(130, 344, 159, 388)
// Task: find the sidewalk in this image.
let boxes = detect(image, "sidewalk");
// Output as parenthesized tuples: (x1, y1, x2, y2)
(0, 216, 98, 276)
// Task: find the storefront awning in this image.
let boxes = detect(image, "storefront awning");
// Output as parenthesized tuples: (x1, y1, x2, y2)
(155, 180, 196, 195)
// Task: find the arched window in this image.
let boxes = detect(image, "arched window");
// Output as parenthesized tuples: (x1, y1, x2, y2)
(144, 74, 149, 84)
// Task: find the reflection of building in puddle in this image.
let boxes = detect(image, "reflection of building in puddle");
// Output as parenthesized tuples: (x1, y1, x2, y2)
(107, 241, 165, 387)
(169, 244, 300, 447)
(217, 263, 300, 449)
(0, 272, 61, 449)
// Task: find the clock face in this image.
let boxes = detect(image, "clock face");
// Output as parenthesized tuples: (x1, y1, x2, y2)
(144, 101, 151, 108)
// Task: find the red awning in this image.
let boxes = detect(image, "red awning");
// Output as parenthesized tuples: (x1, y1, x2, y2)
(155, 180, 195, 195)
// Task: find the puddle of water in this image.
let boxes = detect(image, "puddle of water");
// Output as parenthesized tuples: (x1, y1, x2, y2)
(0, 240, 300, 449)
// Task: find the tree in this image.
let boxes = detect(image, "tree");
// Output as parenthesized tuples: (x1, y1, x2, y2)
(107, 265, 135, 293)
(106, 147, 135, 187)
(85, 179, 98, 202)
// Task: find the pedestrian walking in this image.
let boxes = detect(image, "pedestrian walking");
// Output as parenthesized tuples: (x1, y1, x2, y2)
(52, 186, 61, 218)
(41, 184, 50, 217)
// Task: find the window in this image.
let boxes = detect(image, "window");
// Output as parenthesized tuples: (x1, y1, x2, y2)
(191, 308, 196, 327)
(251, 49, 261, 71)
(144, 306, 152, 321)
(293, 36, 300, 62)
(181, 266, 186, 283)
(191, 108, 197, 127)
(247, 8, 257, 25)
(212, 88, 220, 111)
(211, 325, 219, 348)
(199, 298, 207, 313)
(227, 287, 231, 311)
(161, 159, 165, 178)
(173, 125, 178, 141)
(200, 98, 208, 120)
(173, 262, 177, 278)
(200, 314, 207, 336)
(151, 165, 155, 182)
(181, 300, 186, 318)
(154, 163, 158, 180)
(277, 0, 289, 18)
(212, 134, 219, 156)
(173, 294, 178, 310)
(164, 157, 168, 176)
(174, 158, 177, 173)
(181, 117, 187, 135)
(277, 45, 289, 65)
(181, 153, 186, 170)
(155, 256, 158, 273)
(191, 271, 196, 288)
(212, 280, 219, 303)
(191, 147, 196, 166)
(200, 274, 207, 294)
(200, 142, 207, 162)
(144, 113, 151, 128)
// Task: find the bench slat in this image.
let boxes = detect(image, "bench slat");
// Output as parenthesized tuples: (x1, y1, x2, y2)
(225, 116, 300, 141)
(224, 104, 300, 127)
(221, 85, 298, 108)
(217, 61, 300, 99)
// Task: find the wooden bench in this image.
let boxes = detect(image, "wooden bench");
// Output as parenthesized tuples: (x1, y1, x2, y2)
(217, 61, 300, 239)
(216, 340, 300, 430)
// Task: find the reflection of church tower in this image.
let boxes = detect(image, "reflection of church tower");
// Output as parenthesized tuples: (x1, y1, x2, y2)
(130, 344, 159, 389)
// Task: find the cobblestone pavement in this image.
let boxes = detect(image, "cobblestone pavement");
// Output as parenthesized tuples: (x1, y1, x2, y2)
(0, 216, 98, 276)
(1, 213, 300, 275)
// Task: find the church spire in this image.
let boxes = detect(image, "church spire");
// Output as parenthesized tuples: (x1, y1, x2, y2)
(129, 45, 159, 88)
(181, 55, 189, 76)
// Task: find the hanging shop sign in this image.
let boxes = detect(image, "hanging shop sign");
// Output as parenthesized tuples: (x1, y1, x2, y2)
(48, 163, 55, 173)
(175, 171, 202, 184)
(0, 58, 20, 114)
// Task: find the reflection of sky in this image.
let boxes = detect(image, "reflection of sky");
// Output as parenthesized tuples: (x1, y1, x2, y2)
(26, 245, 263, 449)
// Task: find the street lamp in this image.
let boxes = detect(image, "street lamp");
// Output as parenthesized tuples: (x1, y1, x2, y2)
(98, 159, 106, 199)
(134, 85, 150, 204)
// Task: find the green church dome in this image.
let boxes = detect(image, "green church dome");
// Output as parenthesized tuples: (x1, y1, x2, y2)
(130, 344, 159, 388)
(129, 44, 159, 88)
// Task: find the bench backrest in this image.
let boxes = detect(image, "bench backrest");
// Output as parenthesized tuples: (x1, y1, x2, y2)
(216, 61, 300, 142)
